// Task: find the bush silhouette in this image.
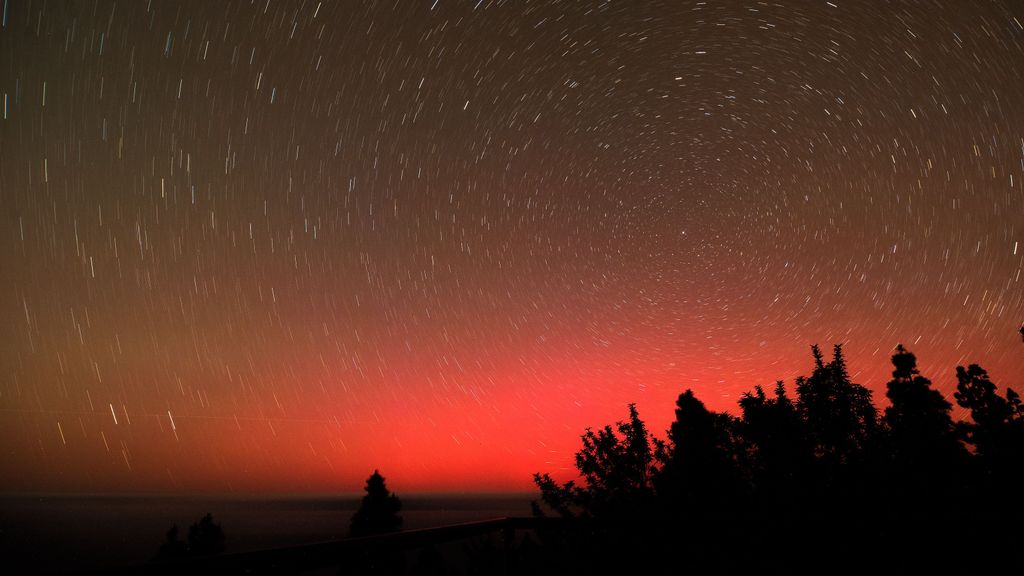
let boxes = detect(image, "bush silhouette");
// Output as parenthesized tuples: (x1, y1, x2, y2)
(350, 469, 403, 537)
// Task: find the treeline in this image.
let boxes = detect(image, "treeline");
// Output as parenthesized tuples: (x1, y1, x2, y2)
(532, 341, 1024, 575)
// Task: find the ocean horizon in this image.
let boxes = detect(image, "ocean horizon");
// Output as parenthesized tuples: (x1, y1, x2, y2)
(0, 492, 535, 574)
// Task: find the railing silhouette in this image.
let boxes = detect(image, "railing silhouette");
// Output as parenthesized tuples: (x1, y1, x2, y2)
(106, 516, 567, 575)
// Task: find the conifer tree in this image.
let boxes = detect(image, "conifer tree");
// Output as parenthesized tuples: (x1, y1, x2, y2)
(884, 344, 962, 467)
(796, 344, 876, 465)
(350, 470, 403, 537)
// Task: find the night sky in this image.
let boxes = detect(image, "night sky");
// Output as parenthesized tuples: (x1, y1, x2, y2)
(2, 0, 1022, 493)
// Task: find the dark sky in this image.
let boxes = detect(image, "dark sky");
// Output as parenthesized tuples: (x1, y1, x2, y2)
(1, 0, 1022, 493)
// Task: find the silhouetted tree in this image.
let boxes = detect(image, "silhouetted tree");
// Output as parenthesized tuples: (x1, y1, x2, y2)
(884, 344, 963, 467)
(873, 345, 967, 570)
(955, 364, 1024, 480)
(532, 404, 668, 575)
(654, 390, 748, 573)
(153, 513, 225, 561)
(155, 524, 187, 560)
(947, 359, 1024, 573)
(738, 380, 810, 498)
(532, 474, 578, 518)
(528, 335, 1024, 575)
(350, 470, 403, 537)
(658, 390, 743, 511)
(534, 403, 662, 519)
(796, 344, 877, 467)
(187, 513, 226, 556)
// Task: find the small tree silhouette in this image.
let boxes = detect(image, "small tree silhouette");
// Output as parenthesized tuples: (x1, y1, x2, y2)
(155, 524, 187, 560)
(187, 513, 226, 556)
(350, 469, 403, 537)
(153, 514, 224, 561)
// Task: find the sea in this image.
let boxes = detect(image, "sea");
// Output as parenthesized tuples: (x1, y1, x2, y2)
(0, 493, 534, 574)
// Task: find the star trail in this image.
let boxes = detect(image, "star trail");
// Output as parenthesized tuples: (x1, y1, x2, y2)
(1, 0, 1022, 493)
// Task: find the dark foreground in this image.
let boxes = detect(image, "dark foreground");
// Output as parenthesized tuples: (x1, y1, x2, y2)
(108, 517, 560, 576)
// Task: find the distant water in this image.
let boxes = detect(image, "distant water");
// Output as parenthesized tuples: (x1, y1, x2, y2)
(0, 493, 534, 574)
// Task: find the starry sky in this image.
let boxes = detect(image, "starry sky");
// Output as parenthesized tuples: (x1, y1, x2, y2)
(1, 0, 1022, 494)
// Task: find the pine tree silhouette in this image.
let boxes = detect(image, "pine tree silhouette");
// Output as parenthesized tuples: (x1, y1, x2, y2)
(876, 345, 966, 571)
(796, 344, 876, 466)
(350, 470, 403, 537)
(884, 344, 963, 467)
(738, 380, 809, 498)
